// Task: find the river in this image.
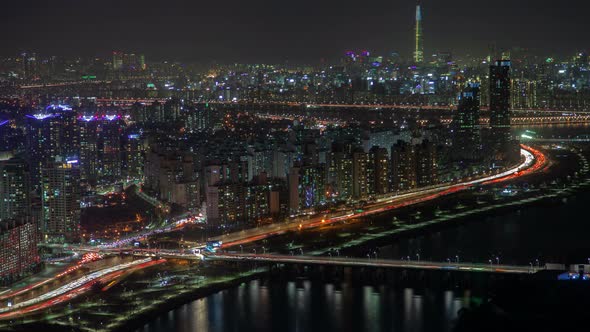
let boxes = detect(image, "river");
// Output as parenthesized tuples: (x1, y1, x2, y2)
(137, 125, 590, 332)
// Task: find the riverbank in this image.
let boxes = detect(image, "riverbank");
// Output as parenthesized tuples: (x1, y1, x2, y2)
(112, 154, 590, 332)
(110, 270, 265, 332)
(4, 145, 585, 332)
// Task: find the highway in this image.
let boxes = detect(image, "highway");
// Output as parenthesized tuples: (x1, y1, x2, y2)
(0, 258, 165, 320)
(208, 145, 543, 250)
(207, 253, 540, 274)
(0, 145, 547, 320)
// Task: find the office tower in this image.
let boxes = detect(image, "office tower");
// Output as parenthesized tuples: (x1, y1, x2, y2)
(1, 217, 41, 284)
(130, 102, 148, 124)
(139, 54, 146, 70)
(489, 60, 513, 161)
(123, 53, 137, 70)
(164, 99, 181, 122)
(112, 51, 123, 70)
(453, 83, 482, 162)
(0, 158, 30, 221)
(413, 4, 424, 64)
(20, 51, 38, 79)
(41, 158, 81, 243)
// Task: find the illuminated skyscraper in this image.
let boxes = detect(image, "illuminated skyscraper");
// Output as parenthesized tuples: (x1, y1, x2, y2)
(112, 51, 123, 70)
(0, 120, 20, 152)
(453, 83, 482, 162)
(25, 105, 79, 190)
(124, 133, 144, 180)
(413, 4, 424, 64)
(369, 146, 390, 195)
(97, 115, 123, 182)
(0, 157, 30, 221)
(1, 218, 40, 284)
(391, 140, 416, 191)
(352, 149, 369, 199)
(26, 113, 60, 191)
(489, 60, 515, 162)
(79, 115, 98, 182)
(41, 157, 81, 243)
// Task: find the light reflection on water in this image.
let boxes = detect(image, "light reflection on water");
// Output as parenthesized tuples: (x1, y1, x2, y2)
(139, 124, 588, 332)
(138, 280, 466, 332)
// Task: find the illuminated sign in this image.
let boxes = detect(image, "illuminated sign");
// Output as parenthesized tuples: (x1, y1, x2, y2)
(26, 113, 55, 120)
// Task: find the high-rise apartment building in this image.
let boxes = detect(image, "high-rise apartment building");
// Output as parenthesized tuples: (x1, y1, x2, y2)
(41, 158, 81, 243)
(453, 82, 482, 162)
(0, 157, 30, 221)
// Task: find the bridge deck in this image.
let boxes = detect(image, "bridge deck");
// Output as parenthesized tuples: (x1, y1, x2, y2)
(207, 253, 540, 274)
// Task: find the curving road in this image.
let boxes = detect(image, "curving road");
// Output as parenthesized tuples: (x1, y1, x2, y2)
(208, 145, 544, 250)
(0, 258, 165, 320)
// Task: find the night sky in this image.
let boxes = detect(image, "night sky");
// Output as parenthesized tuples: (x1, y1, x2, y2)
(1, 0, 588, 63)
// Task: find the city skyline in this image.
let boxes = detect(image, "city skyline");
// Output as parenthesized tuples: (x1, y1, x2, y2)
(1, 0, 589, 63)
(2, 2, 590, 331)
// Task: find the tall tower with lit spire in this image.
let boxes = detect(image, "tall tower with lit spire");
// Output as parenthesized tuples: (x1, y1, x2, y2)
(413, 4, 424, 64)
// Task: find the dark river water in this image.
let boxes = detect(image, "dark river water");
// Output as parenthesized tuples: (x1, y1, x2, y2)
(137, 125, 590, 332)
(137, 280, 469, 332)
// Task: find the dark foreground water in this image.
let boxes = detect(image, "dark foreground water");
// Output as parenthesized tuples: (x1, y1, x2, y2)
(138, 190, 589, 332)
(379, 190, 590, 266)
(138, 125, 590, 332)
(138, 280, 471, 332)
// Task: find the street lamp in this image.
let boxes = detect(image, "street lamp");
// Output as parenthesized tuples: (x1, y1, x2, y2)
(416, 253, 420, 261)
(456, 255, 460, 263)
